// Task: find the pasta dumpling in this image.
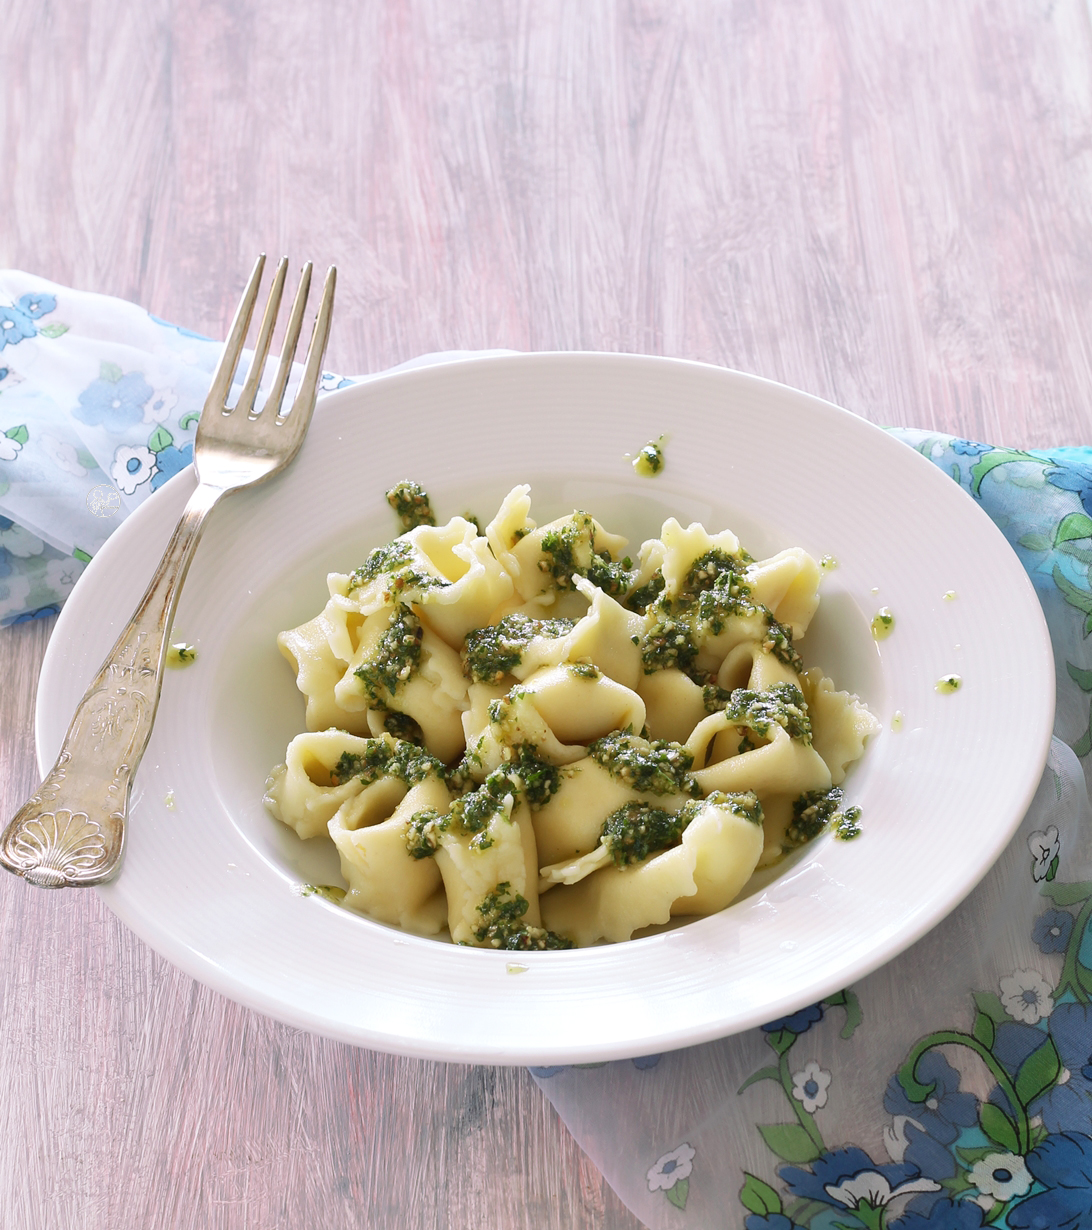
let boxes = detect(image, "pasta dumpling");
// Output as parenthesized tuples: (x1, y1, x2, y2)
(266, 483, 878, 949)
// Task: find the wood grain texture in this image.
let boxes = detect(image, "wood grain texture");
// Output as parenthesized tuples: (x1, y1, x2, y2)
(2, 0, 1092, 1226)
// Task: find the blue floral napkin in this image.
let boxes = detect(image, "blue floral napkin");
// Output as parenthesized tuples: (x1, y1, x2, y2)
(3, 273, 1092, 1230)
(530, 441, 1092, 1230)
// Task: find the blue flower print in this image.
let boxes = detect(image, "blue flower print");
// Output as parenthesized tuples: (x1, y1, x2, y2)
(780, 1146, 940, 1212)
(528, 1066, 566, 1078)
(890, 1197, 988, 1229)
(762, 1003, 824, 1036)
(1045, 460, 1092, 520)
(1033, 908, 1075, 955)
(951, 439, 991, 456)
(150, 442, 193, 491)
(631, 1053, 662, 1070)
(1008, 1133, 1092, 1230)
(10, 604, 59, 623)
(74, 371, 153, 431)
(744, 1216, 797, 1230)
(883, 1052, 977, 1180)
(0, 304, 36, 350)
(16, 292, 56, 319)
(1030, 1004, 1092, 1132)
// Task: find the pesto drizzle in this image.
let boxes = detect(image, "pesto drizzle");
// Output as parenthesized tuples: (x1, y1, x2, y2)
(588, 730, 701, 797)
(386, 480, 436, 530)
(784, 786, 862, 851)
(723, 683, 812, 749)
(537, 512, 633, 596)
(472, 882, 572, 950)
(462, 613, 574, 683)
(353, 604, 424, 700)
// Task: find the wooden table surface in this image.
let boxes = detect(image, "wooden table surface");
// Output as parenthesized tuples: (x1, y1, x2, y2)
(3, 1, 1092, 1226)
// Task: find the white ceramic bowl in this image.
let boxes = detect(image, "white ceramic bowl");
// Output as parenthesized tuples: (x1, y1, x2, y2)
(36, 354, 1054, 1063)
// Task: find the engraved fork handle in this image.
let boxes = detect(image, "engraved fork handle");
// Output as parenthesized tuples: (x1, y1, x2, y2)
(0, 481, 222, 887)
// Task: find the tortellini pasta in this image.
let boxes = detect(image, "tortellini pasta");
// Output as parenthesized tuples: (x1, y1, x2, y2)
(265, 485, 879, 949)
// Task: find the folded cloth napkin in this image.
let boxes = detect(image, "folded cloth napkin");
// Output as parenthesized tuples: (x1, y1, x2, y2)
(3, 273, 1092, 1229)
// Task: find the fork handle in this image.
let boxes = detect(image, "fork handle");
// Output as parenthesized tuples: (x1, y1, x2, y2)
(0, 480, 223, 887)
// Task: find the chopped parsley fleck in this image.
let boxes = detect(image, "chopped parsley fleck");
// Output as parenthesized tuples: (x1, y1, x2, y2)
(723, 683, 812, 747)
(472, 882, 573, 950)
(386, 480, 436, 530)
(462, 613, 574, 683)
(353, 605, 424, 700)
(784, 787, 862, 850)
(332, 738, 446, 787)
(588, 730, 701, 797)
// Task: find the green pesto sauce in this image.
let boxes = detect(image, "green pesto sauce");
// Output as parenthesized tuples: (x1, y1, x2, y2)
(724, 683, 812, 747)
(538, 512, 632, 596)
(820, 555, 838, 570)
(943, 589, 958, 601)
(760, 614, 804, 673)
(588, 730, 701, 797)
(567, 661, 601, 680)
(386, 480, 436, 530)
(702, 682, 734, 714)
(891, 710, 904, 731)
(472, 881, 573, 950)
(639, 608, 699, 674)
(834, 806, 863, 840)
(377, 709, 425, 745)
(635, 549, 801, 678)
(600, 800, 696, 865)
(870, 607, 895, 640)
(166, 642, 197, 668)
(504, 742, 564, 808)
(347, 538, 449, 598)
(353, 605, 423, 700)
(301, 883, 347, 904)
(784, 787, 845, 850)
(936, 674, 962, 694)
(462, 613, 574, 683)
(625, 571, 665, 614)
(680, 549, 749, 604)
(633, 440, 664, 477)
(708, 789, 765, 826)
(784, 788, 862, 851)
(332, 738, 446, 788)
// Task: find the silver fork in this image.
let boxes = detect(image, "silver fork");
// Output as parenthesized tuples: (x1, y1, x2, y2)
(0, 254, 336, 888)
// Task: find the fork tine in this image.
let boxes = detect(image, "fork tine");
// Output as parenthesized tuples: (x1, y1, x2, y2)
(204, 253, 265, 412)
(262, 262, 313, 418)
(235, 255, 287, 417)
(289, 265, 337, 420)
